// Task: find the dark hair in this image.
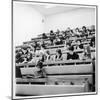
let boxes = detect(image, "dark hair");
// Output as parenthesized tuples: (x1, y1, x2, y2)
(82, 26, 86, 29)
(50, 30, 53, 33)
(69, 46, 74, 51)
(56, 49, 62, 54)
(46, 50, 50, 55)
(75, 27, 79, 31)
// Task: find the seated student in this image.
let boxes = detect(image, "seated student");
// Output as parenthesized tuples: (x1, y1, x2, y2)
(54, 36, 63, 45)
(65, 27, 72, 37)
(75, 27, 82, 37)
(64, 42, 71, 51)
(56, 29, 60, 37)
(90, 35, 95, 48)
(49, 30, 56, 45)
(26, 52, 33, 63)
(67, 46, 79, 60)
(35, 45, 45, 57)
(33, 41, 39, 52)
(42, 33, 48, 39)
(76, 40, 84, 49)
(41, 41, 46, 49)
(36, 54, 47, 78)
(55, 49, 63, 60)
(73, 45, 77, 51)
(82, 44, 91, 60)
(70, 29, 74, 36)
(91, 25, 95, 33)
(44, 50, 51, 61)
(16, 49, 24, 64)
(81, 26, 88, 37)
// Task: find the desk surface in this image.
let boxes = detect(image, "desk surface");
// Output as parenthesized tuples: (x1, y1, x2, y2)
(16, 59, 93, 67)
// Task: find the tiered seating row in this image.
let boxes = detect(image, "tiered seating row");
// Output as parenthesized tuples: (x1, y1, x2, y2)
(16, 59, 93, 67)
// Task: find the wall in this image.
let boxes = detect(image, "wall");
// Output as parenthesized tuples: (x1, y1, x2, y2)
(45, 7, 96, 32)
(13, 2, 45, 46)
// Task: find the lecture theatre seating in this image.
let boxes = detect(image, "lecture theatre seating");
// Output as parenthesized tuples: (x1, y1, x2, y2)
(15, 25, 96, 96)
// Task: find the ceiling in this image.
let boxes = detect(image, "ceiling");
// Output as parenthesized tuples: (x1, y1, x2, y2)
(13, 0, 83, 16)
(14, 0, 95, 16)
(32, 4, 80, 16)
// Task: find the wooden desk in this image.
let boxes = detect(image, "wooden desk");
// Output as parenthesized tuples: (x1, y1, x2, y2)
(16, 59, 93, 67)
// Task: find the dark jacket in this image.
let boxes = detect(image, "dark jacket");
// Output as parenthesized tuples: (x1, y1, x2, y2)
(67, 52, 79, 60)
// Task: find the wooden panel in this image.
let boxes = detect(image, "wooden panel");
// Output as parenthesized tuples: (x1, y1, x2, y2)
(20, 64, 93, 76)
(48, 75, 93, 83)
(44, 64, 93, 74)
(20, 67, 39, 75)
(16, 74, 93, 84)
(16, 84, 85, 96)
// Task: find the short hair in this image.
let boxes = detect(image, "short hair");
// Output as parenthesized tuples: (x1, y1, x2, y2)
(69, 46, 74, 51)
(46, 50, 50, 55)
(50, 30, 53, 33)
(82, 26, 86, 29)
(56, 49, 62, 54)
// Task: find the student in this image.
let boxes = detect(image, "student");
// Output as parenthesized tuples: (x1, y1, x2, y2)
(49, 30, 55, 45)
(55, 49, 63, 60)
(55, 36, 63, 45)
(91, 25, 95, 33)
(33, 41, 39, 52)
(56, 29, 60, 37)
(81, 26, 88, 37)
(67, 46, 79, 60)
(75, 27, 81, 37)
(42, 33, 48, 39)
(36, 54, 47, 78)
(26, 52, 33, 62)
(41, 41, 46, 49)
(76, 40, 84, 49)
(45, 50, 51, 61)
(16, 49, 24, 64)
(64, 42, 71, 51)
(82, 44, 91, 60)
(90, 35, 95, 48)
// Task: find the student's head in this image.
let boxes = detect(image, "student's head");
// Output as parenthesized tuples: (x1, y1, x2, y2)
(75, 28, 79, 32)
(43, 33, 46, 36)
(69, 46, 74, 54)
(67, 27, 71, 32)
(84, 44, 87, 49)
(66, 42, 71, 49)
(50, 30, 53, 33)
(83, 44, 89, 53)
(91, 25, 95, 31)
(82, 26, 86, 31)
(73, 45, 77, 50)
(19, 49, 23, 54)
(76, 40, 81, 45)
(46, 50, 50, 55)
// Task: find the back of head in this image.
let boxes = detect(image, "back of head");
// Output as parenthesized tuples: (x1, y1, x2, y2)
(69, 46, 74, 51)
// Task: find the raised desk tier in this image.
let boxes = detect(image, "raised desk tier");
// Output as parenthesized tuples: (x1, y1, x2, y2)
(16, 84, 87, 96)
(16, 59, 93, 67)
(20, 64, 93, 76)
